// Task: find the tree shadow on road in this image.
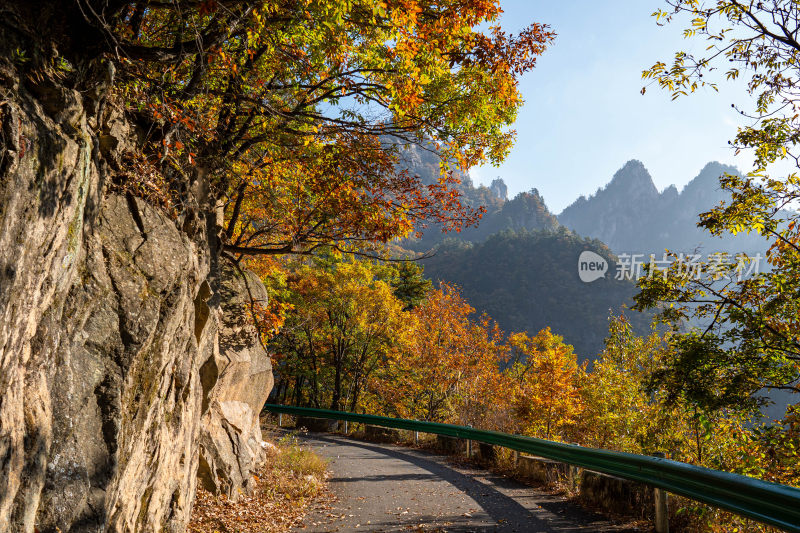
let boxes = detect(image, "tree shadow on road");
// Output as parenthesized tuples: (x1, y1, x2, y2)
(303, 433, 625, 532)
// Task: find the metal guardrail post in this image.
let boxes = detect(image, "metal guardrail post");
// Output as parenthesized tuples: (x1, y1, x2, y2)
(278, 413, 282, 427)
(344, 420, 348, 434)
(566, 441, 580, 491)
(569, 465, 580, 492)
(414, 431, 419, 445)
(652, 452, 669, 533)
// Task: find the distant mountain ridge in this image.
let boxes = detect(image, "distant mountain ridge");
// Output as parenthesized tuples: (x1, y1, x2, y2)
(399, 145, 764, 256)
(394, 148, 773, 359)
(557, 160, 765, 254)
(396, 143, 559, 251)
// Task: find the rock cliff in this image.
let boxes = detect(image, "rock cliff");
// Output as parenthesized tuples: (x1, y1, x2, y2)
(197, 264, 273, 500)
(0, 25, 271, 533)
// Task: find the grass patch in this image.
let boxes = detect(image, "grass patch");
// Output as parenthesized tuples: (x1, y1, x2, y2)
(187, 435, 329, 532)
(274, 436, 328, 481)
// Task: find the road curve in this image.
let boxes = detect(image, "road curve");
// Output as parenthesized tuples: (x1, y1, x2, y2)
(286, 431, 642, 533)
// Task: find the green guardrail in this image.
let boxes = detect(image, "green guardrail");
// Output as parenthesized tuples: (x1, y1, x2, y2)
(263, 403, 800, 532)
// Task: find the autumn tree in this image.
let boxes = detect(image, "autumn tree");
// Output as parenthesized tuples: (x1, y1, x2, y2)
(369, 283, 510, 427)
(576, 319, 798, 530)
(21, 0, 556, 423)
(505, 328, 583, 440)
(16, 0, 547, 264)
(19, 0, 557, 429)
(576, 317, 688, 453)
(270, 256, 407, 410)
(638, 1, 800, 411)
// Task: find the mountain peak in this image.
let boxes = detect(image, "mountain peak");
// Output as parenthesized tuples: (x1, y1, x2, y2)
(606, 159, 658, 198)
(680, 161, 740, 195)
(489, 178, 508, 201)
(661, 184, 679, 202)
(559, 159, 658, 218)
(557, 159, 764, 254)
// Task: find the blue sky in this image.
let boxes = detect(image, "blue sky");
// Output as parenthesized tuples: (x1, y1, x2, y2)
(471, 1, 756, 213)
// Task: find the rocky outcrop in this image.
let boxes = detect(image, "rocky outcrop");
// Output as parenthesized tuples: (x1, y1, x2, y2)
(197, 265, 273, 500)
(489, 178, 508, 201)
(45, 193, 215, 532)
(0, 75, 216, 530)
(0, 66, 105, 532)
(0, 46, 272, 533)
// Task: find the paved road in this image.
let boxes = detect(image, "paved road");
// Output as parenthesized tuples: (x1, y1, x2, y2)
(288, 432, 642, 533)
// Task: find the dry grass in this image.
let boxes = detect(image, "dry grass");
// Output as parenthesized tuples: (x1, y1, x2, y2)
(187, 435, 330, 533)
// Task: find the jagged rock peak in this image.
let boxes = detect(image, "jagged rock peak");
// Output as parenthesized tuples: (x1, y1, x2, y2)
(489, 178, 508, 201)
(681, 161, 740, 195)
(556, 158, 764, 255)
(605, 159, 659, 198)
(661, 184, 679, 202)
(558, 159, 657, 218)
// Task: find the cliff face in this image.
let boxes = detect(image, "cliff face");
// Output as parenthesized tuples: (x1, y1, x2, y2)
(197, 264, 274, 501)
(0, 31, 271, 533)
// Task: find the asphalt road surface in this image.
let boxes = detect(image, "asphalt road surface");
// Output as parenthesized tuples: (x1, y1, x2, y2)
(289, 432, 643, 533)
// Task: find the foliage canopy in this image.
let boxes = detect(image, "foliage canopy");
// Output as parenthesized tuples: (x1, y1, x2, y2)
(638, 0, 800, 410)
(39, 0, 554, 258)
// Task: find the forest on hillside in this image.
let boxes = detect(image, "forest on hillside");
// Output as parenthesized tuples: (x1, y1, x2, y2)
(421, 229, 652, 359)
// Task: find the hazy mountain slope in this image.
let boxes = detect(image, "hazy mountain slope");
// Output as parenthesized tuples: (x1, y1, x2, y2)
(395, 143, 559, 251)
(422, 229, 652, 361)
(394, 141, 505, 212)
(558, 160, 766, 254)
(408, 188, 559, 250)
